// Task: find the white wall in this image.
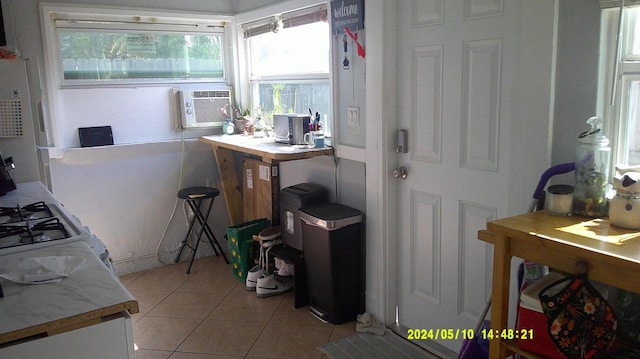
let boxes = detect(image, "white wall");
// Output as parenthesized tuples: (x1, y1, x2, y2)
(2, 0, 367, 276)
(334, 31, 367, 149)
(280, 156, 366, 212)
(49, 140, 228, 274)
(0, 0, 230, 274)
(552, 0, 602, 176)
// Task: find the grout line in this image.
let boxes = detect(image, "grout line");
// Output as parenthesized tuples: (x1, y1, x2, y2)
(242, 287, 288, 358)
(168, 257, 239, 356)
(130, 255, 340, 358)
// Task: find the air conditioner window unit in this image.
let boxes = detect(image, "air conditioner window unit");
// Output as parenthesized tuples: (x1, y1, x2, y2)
(176, 84, 232, 130)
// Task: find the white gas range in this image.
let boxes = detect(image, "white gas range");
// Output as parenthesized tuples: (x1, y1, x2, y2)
(0, 182, 114, 274)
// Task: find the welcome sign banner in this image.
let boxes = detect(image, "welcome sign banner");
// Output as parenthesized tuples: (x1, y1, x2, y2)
(331, 0, 364, 33)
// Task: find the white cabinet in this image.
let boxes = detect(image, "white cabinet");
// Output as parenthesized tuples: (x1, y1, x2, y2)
(0, 312, 135, 359)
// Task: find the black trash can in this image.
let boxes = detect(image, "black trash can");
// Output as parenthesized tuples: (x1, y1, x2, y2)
(279, 183, 328, 251)
(300, 203, 364, 324)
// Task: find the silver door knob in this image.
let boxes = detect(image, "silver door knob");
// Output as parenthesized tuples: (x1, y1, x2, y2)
(392, 166, 408, 179)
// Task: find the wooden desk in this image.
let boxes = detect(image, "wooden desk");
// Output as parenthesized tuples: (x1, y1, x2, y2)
(479, 211, 640, 359)
(199, 135, 333, 225)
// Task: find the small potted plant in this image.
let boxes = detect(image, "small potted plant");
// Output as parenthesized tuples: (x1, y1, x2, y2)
(232, 105, 252, 134)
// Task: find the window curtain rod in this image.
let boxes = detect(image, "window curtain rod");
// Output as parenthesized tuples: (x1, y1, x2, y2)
(242, 4, 327, 39)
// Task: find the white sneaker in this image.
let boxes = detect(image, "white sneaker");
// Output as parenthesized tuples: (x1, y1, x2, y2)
(277, 262, 294, 277)
(256, 273, 293, 298)
(245, 264, 265, 291)
(274, 257, 284, 269)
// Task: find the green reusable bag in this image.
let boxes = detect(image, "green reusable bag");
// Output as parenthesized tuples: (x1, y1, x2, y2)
(226, 218, 270, 282)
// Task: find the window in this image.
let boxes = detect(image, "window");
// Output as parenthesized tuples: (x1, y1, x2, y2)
(243, 5, 332, 137)
(46, 7, 229, 86)
(602, 4, 640, 167)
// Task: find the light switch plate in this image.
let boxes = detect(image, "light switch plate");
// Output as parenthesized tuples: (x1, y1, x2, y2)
(348, 106, 360, 128)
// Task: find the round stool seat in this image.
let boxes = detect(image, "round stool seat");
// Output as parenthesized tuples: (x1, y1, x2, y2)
(177, 187, 220, 200)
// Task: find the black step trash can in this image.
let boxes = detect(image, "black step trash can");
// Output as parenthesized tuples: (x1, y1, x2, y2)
(300, 203, 364, 324)
(280, 183, 328, 251)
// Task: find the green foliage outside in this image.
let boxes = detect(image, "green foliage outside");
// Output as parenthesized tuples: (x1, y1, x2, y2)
(59, 31, 223, 80)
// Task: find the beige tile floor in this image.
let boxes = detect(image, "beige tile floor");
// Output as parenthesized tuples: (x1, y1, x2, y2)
(119, 255, 357, 359)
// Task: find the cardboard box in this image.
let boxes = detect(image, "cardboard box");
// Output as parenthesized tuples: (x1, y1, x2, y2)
(242, 158, 279, 223)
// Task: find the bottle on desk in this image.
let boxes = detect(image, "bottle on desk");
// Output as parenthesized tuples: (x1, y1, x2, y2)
(573, 116, 611, 217)
(223, 118, 235, 135)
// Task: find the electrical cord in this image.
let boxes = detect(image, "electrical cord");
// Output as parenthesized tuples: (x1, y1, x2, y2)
(330, 145, 340, 202)
(155, 131, 187, 264)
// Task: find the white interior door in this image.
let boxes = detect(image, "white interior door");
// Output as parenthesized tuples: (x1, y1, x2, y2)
(395, 0, 519, 353)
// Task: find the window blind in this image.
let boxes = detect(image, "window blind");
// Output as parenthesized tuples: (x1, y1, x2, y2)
(243, 4, 327, 39)
(601, 0, 640, 9)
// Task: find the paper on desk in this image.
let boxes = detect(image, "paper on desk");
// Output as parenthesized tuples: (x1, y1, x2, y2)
(0, 256, 85, 284)
(558, 218, 640, 244)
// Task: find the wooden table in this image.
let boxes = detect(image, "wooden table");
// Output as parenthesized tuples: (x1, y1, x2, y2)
(479, 211, 640, 359)
(199, 134, 333, 226)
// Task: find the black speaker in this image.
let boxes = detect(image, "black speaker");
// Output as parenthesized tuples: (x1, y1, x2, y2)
(78, 126, 114, 147)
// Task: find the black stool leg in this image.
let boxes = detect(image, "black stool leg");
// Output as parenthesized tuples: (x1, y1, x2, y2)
(174, 198, 207, 273)
(190, 197, 229, 264)
(185, 199, 209, 274)
(187, 199, 218, 274)
(174, 202, 199, 264)
(204, 226, 228, 263)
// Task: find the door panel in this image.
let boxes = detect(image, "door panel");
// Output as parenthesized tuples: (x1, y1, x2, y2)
(396, 0, 516, 352)
(412, 45, 443, 164)
(460, 39, 501, 171)
(408, 191, 441, 304)
(458, 202, 495, 318)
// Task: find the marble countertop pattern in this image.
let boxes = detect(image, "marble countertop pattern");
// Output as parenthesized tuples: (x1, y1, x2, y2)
(0, 181, 57, 207)
(0, 240, 139, 345)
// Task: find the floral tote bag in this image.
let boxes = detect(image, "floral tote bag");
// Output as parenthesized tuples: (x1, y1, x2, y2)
(538, 274, 617, 359)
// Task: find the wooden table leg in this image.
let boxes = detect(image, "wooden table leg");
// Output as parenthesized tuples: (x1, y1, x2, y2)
(211, 146, 243, 225)
(489, 234, 511, 359)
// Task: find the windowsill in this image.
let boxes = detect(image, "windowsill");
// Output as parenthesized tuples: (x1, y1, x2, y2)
(48, 139, 209, 165)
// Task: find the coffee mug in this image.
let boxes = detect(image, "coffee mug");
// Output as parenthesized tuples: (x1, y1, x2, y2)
(304, 131, 324, 148)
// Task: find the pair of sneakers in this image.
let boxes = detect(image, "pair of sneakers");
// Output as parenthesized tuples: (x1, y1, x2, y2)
(245, 266, 293, 297)
(244, 227, 293, 297)
(246, 258, 294, 292)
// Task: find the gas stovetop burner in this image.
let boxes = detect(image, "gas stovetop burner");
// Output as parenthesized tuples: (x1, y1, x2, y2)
(19, 231, 51, 243)
(0, 218, 69, 247)
(0, 201, 54, 224)
(11, 210, 34, 221)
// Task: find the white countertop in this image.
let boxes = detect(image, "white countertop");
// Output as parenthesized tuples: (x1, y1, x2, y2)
(0, 240, 138, 344)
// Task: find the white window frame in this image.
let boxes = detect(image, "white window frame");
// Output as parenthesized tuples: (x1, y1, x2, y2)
(233, 0, 332, 139)
(601, 6, 640, 169)
(39, 3, 234, 151)
(41, 3, 234, 88)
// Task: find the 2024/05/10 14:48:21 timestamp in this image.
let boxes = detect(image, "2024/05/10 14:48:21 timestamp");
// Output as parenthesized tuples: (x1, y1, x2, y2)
(406, 328, 534, 341)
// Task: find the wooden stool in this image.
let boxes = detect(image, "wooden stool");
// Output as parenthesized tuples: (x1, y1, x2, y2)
(174, 187, 229, 274)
